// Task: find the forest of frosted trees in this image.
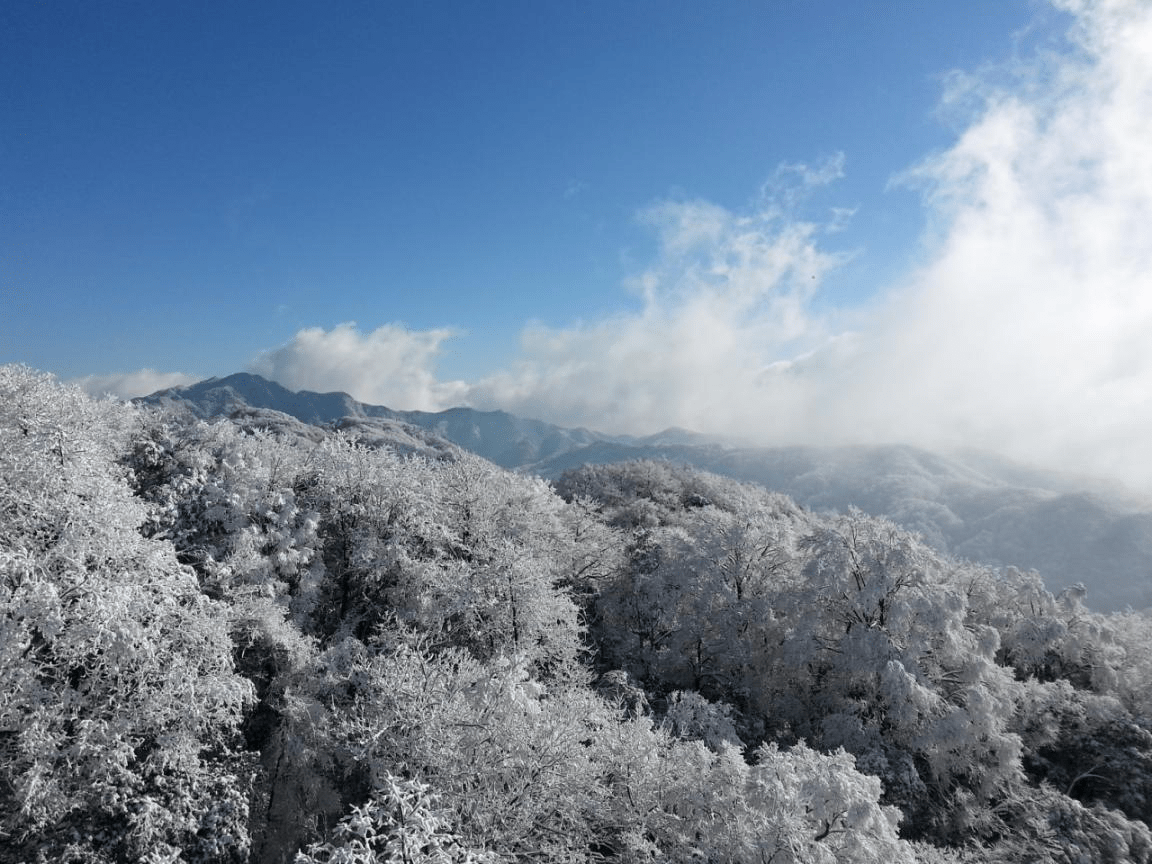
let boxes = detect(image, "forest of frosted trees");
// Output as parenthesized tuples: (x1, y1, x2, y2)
(5, 363, 1152, 864)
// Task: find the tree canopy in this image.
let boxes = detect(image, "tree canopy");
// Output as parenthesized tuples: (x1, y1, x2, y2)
(3, 363, 1152, 863)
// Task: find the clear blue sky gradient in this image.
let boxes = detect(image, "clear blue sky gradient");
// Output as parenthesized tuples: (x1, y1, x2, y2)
(3, 1, 1069, 382)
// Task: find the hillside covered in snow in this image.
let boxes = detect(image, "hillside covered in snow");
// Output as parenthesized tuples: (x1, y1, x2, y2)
(6, 363, 1152, 862)
(142, 373, 1152, 612)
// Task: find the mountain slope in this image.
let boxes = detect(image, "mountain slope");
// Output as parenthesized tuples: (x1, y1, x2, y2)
(138, 373, 618, 468)
(140, 373, 1152, 611)
(533, 440, 1152, 611)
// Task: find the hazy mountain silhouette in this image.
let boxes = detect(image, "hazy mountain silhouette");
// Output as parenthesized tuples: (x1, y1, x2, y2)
(137, 373, 623, 467)
(532, 441, 1152, 611)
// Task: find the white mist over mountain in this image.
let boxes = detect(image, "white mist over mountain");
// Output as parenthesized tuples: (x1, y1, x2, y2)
(247, 323, 469, 412)
(85, 0, 1152, 492)
(74, 369, 201, 401)
(465, 0, 1152, 491)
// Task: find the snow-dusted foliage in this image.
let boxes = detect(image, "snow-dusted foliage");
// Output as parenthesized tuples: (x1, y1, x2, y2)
(0, 366, 255, 863)
(563, 459, 1152, 858)
(295, 773, 500, 864)
(4, 365, 1152, 863)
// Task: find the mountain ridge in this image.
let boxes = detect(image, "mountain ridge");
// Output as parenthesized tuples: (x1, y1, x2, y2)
(137, 372, 625, 468)
(138, 372, 1152, 611)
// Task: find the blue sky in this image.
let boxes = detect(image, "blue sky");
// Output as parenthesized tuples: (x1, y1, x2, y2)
(5, 1, 1152, 488)
(5, 1, 1063, 377)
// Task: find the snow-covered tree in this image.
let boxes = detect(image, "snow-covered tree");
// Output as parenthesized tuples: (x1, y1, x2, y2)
(0, 366, 256, 862)
(7, 369, 1152, 863)
(295, 773, 501, 864)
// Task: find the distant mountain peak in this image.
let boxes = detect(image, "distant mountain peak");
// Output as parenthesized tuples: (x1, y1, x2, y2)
(637, 426, 735, 447)
(140, 373, 368, 426)
(135, 373, 623, 469)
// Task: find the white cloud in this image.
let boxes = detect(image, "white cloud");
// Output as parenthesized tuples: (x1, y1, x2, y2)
(467, 0, 1152, 490)
(760, 152, 847, 211)
(850, 0, 1152, 484)
(468, 190, 848, 434)
(249, 322, 468, 410)
(72, 369, 200, 400)
(151, 1, 1150, 491)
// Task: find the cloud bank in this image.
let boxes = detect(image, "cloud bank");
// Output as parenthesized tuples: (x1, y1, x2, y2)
(468, 185, 848, 434)
(470, 0, 1152, 488)
(73, 369, 201, 400)
(847, 0, 1152, 483)
(248, 322, 468, 410)
(114, 0, 1152, 490)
